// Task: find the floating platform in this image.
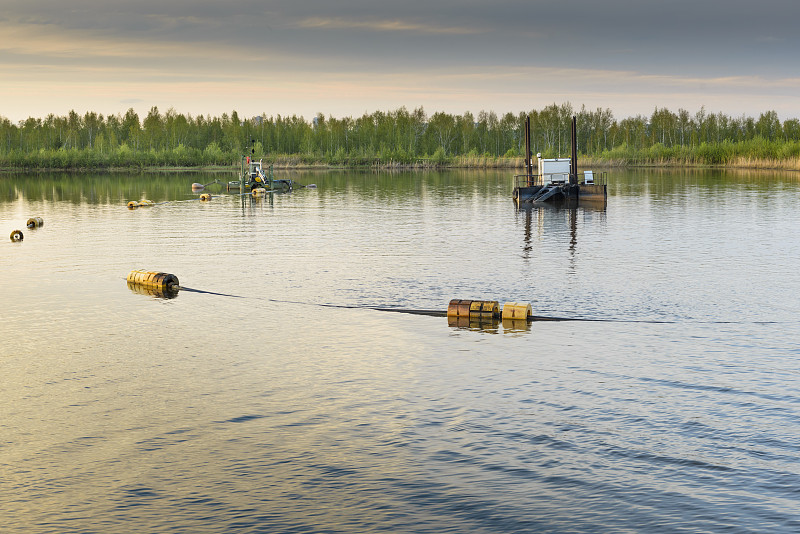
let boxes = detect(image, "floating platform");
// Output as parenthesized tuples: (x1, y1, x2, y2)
(514, 182, 607, 204)
(513, 115, 607, 207)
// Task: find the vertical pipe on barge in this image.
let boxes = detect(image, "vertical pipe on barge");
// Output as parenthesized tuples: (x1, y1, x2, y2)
(570, 115, 578, 185)
(524, 116, 533, 186)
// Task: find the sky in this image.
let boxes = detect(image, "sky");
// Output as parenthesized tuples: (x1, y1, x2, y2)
(1, 0, 799, 123)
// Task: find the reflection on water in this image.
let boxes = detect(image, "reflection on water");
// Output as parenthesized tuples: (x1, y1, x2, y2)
(447, 316, 532, 333)
(2, 169, 800, 533)
(518, 203, 607, 276)
(126, 281, 179, 299)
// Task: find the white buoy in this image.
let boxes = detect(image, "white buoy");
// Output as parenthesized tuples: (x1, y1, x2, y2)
(191, 183, 204, 191)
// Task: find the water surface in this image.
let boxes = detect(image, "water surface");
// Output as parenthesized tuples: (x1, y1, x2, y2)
(1, 168, 799, 532)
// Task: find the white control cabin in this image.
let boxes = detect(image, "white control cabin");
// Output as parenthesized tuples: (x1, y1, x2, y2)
(537, 154, 571, 185)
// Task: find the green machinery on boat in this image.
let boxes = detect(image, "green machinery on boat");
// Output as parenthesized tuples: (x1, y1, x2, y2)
(227, 156, 294, 192)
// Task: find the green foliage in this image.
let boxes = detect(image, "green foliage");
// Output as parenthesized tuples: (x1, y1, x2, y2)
(2, 104, 800, 169)
(431, 147, 449, 165)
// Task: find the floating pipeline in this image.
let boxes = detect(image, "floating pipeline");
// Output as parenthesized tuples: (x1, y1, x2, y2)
(125, 184, 304, 210)
(122, 276, 566, 326)
(122, 279, 686, 326)
(127, 200, 156, 209)
(26, 217, 44, 229)
(126, 195, 223, 209)
(10, 229, 23, 242)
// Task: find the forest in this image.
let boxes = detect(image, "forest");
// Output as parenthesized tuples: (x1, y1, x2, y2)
(1, 103, 799, 170)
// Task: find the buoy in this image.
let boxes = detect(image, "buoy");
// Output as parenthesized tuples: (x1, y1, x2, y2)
(127, 201, 138, 209)
(191, 183, 204, 191)
(10, 229, 23, 242)
(251, 187, 267, 197)
(447, 299, 499, 320)
(26, 217, 44, 228)
(199, 193, 211, 201)
(306, 184, 317, 189)
(447, 299, 473, 317)
(502, 302, 532, 320)
(137, 200, 154, 207)
(470, 300, 499, 319)
(126, 270, 180, 292)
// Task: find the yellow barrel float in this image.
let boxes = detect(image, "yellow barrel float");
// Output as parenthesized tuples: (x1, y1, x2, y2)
(26, 217, 44, 228)
(251, 187, 267, 197)
(127, 201, 138, 209)
(199, 193, 211, 201)
(447, 299, 499, 319)
(471, 300, 499, 320)
(502, 302, 532, 320)
(137, 200, 154, 207)
(447, 299, 473, 318)
(126, 270, 180, 294)
(10, 229, 23, 242)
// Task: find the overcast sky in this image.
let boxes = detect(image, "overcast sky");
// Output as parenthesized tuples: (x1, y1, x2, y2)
(1, 0, 798, 122)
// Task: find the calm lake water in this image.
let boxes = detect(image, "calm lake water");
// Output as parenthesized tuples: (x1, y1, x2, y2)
(1, 168, 799, 533)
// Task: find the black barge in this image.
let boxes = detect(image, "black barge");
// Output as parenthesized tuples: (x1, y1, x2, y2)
(513, 115, 607, 206)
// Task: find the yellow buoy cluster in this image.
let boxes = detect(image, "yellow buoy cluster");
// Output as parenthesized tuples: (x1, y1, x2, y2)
(126, 270, 180, 293)
(199, 193, 211, 201)
(447, 299, 533, 319)
(447, 299, 532, 329)
(9, 216, 44, 241)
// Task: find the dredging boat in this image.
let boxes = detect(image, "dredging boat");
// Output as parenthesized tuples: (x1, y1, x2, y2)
(227, 156, 294, 192)
(513, 115, 607, 206)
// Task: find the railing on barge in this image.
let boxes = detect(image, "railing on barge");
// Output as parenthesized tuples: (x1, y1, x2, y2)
(513, 171, 608, 190)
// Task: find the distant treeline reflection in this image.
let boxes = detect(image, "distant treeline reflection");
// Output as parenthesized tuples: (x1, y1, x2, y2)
(2, 104, 800, 170)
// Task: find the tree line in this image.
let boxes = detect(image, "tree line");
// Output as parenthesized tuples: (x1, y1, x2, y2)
(1, 103, 799, 169)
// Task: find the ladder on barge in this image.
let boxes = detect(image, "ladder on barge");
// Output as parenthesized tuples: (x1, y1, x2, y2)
(531, 184, 562, 202)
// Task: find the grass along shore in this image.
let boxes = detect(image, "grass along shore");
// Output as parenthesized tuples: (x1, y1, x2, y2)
(2, 147, 800, 173)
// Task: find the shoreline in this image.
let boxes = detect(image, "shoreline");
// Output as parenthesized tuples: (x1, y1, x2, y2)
(1, 159, 799, 173)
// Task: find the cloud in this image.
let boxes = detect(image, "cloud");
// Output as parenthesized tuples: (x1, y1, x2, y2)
(1, 0, 798, 122)
(294, 16, 486, 35)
